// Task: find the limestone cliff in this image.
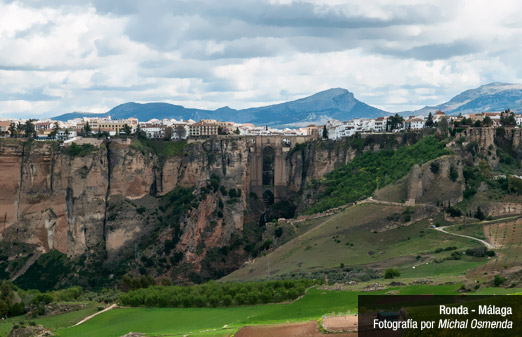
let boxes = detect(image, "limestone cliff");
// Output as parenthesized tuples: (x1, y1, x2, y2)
(0, 131, 496, 287)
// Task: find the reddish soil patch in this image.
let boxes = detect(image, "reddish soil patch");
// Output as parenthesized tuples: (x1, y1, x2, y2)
(234, 321, 357, 337)
(323, 315, 358, 332)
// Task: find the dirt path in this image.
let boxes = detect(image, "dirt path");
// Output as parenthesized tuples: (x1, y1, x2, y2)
(73, 304, 118, 327)
(433, 226, 495, 249)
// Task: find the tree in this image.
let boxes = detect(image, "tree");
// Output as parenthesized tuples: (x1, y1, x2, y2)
(49, 122, 60, 138)
(24, 120, 35, 138)
(174, 125, 187, 139)
(475, 206, 486, 221)
(234, 127, 240, 135)
(483, 116, 493, 127)
(122, 124, 132, 135)
(500, 109, 516, 126)
(16, 122, 24, 138)
(322, 125, 328, 139)
(494, 274, 505, 287)
(135, 125, 146, 139)
(218, 126, 227, 135)
(83, 122, 92, 136)
(425, 112, 434, 128)
(384, 268, 400, 279)
(386, 114, 404, 131)
(164, 126, 173, 140)
(8, 123, 16, 138)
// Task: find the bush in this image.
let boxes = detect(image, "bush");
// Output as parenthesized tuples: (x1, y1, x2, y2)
(63, 143, 95, 157)
(466, 247, 487, 257)
(446, 206, 462, 217)
(494, 275, 505, 287)
(430, 161, 440, 174)
(384, 268, 401, 279)
(449, 166, 458, 182)
(463, 187, 477, 199)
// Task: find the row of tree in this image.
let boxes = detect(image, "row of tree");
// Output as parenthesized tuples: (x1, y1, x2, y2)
(6, 121, 36, 138)
(119, 278, 318, 308)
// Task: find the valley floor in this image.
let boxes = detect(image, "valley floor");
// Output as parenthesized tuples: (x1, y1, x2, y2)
(3, 283, 520, 337)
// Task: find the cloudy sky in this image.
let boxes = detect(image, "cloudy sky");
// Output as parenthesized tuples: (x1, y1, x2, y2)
(1, 0, 522, 118)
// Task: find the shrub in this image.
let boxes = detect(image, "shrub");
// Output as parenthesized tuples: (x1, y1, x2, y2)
(463, 187, 477, 199)
(384, 268, 400, 279)
(430, 161, 440, 174)
(494, 275, 505, 287)
(63, 143, 95, 157)
(474, 206, 486, 221)
(449, 166, 458, 182)
(446, 206, 462, 217)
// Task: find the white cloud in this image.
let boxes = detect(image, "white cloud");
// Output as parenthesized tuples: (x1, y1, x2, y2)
(0, 0, 522, 118)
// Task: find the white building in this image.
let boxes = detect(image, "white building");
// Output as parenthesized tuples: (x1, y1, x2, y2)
(140, 123, 165, 139)
(56, 129, 77, 140)
(405, 118, 426, 130)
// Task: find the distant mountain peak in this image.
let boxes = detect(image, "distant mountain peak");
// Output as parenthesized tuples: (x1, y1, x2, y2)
(308, 87, 353, 98)
(410, 82, 522, 116)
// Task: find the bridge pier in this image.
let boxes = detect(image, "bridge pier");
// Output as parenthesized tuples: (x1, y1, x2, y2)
(248, 135, 311, 202)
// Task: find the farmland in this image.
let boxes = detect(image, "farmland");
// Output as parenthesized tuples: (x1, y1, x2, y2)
(50, 284, 506, 337)
(10, 283, 508, 337)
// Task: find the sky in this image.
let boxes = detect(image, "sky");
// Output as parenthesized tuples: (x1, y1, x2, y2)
(1, 0, 522, 118)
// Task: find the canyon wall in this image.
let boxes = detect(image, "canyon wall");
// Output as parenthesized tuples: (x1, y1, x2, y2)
(0, 132, 462, 285)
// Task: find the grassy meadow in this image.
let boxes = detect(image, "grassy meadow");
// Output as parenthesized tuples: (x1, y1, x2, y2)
(224, 203, 485, 281)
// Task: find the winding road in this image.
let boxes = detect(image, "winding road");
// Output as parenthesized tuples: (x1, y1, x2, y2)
(433, 226, 495, 249)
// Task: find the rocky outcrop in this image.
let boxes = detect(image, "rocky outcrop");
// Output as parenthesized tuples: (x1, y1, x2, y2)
(407, 156, 465, 206)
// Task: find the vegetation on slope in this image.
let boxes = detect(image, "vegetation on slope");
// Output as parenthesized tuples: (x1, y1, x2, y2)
(62, 143, 96, 157)
(308, 136, 450, 213)
(14, 250, 73, 292)
(130, 138, 187, 162)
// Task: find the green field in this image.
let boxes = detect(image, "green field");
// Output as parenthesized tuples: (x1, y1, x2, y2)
(53, 284, 477, 337)
(0, 302, 99, 337)
(224, 203, 484, 281)
(47, 284, 522, 337)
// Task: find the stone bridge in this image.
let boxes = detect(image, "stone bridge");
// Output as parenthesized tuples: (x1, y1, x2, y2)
(247, 135, 312, 202)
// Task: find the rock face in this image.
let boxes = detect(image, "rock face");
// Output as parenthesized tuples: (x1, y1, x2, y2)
(0, 138, 253, 282)
(0, 132, 482, 285)
(4, 135, 362, 284)
(406, 156, 465, 206)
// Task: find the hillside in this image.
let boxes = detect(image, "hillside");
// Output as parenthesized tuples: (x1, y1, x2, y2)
(222, 202, 485, 282)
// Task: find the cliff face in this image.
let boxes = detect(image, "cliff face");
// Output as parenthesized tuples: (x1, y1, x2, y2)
(0, 141, 109, 259)
(0, 138, 249, 280)
(0, 133, 445, 286)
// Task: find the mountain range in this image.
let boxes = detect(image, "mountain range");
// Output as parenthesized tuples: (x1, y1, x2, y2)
(53, 82, 522, 126)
